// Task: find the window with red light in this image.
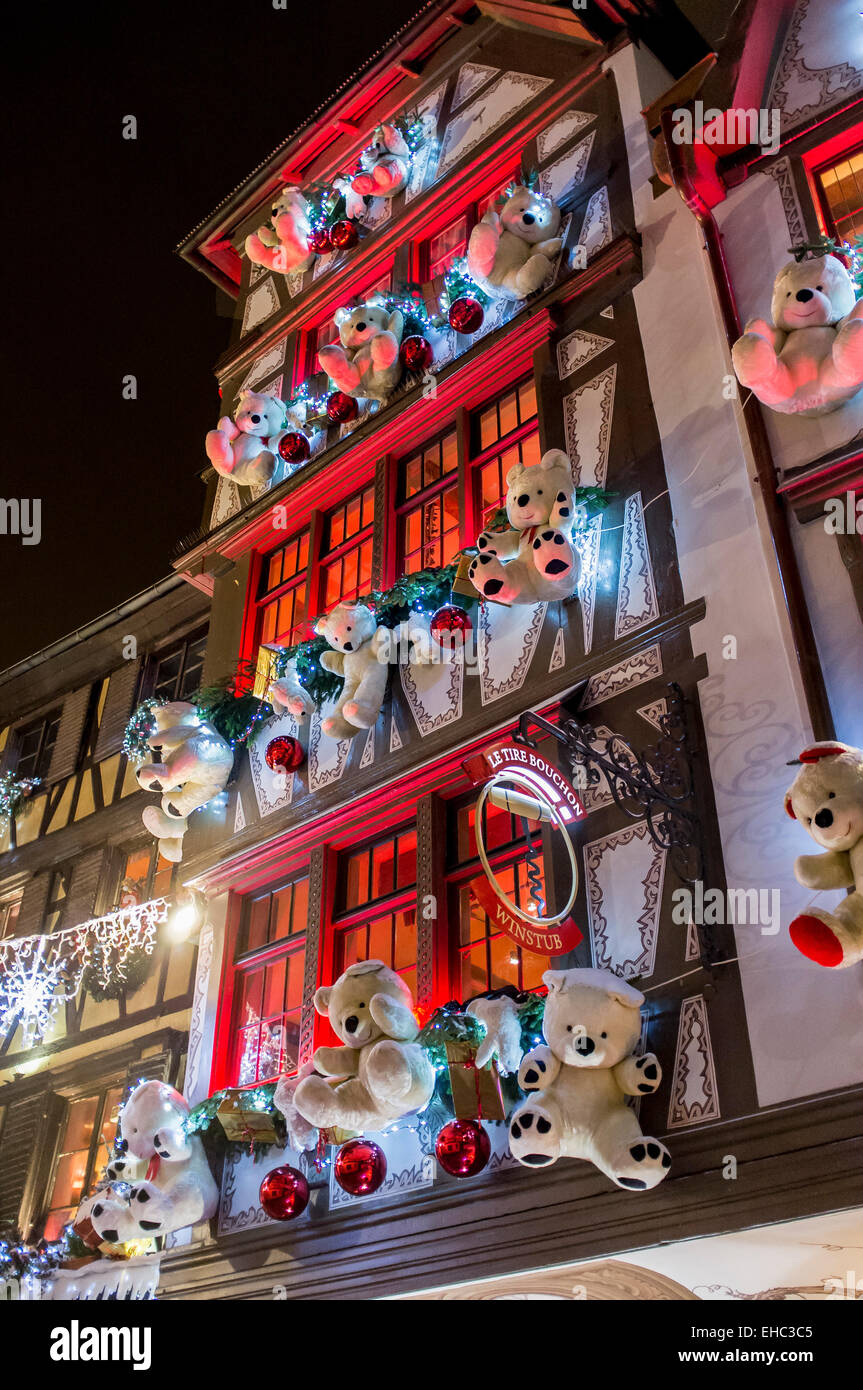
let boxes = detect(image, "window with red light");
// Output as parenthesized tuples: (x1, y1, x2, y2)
(472, 376, 540, 522)
(813, 146, 863, 243)
(333, 827, 418, 999)
(43, 1085, 124, 1241)
(398, 429, 461, 575)
(301, 267, 394, 383)
(259, 529, 311, 649)
(416, 177, 516, 316)
(447, 792, 551, 997)
(319, 484, 375, 609)
(231, 873, 309, 1085)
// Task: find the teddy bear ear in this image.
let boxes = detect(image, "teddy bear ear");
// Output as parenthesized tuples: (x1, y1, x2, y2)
(344, 960, 387, 976)
(505, 462, 527, 487)
(314, 616, 327, 636)
(607, 979, 645, 1009)
(784, 793, 797, 820)
(334, 306, 353, 327)
(313, 986, 332, 1016)
(542, 970, 568, 994)
(539, 449, 571, 474)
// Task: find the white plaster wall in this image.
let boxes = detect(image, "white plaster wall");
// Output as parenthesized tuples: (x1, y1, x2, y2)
(605, 43, 863, 1105)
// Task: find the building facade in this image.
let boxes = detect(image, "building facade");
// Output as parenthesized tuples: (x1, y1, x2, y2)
(5, 0, 863, 1302)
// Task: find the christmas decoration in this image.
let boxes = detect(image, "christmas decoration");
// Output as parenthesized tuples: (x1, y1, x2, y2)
(265, 735, 305, 773)
(205, 390, 291, 489)
(444, 1037, 506, 1121)
(467, 184, 563, 301)
(429, 603, 472, 647)
(307, 226, 332, 255)
(0, 772, 40, 824)
(123, 696, 167, 764)
(508, 968, 671, 1190)
(784, 742, 863, 968)
(399, 334, 433, 373)
(333, 1139, 387, 1196)
(318, 295, 405, 402)
(277, 431, 312, 466)
(0, 1225, 91, 1284)
(82, 1081, 219, 1243)
(273, 1063, 320, 1153)
(259, 1165, 310, 1221)
(293, 961, 435, 1132)
(329, 219, 359, 250)
(135, 701, 234, 863)
(350, 123, 411, 199)
(313, 603, 392, 741)
(216, 1088, 281, 1147)
(326, 390, 359, 424)
(80, 944, 153, 1003)
(267, 657, 317, 724)
(245, 187, 315, 277)
(468, 449, 581, 605)
(0, 899, 165, 1047)
(789, 233, 863, 296)
(331, 175, 367, 222)
(435, 1119, 491, 1177)
(448, 295, 485, 334)
(466, 993, 524, 1075)
(732, 254, 863, 416)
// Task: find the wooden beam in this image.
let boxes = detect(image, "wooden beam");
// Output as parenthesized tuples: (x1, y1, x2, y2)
(475, 0, 601, 44)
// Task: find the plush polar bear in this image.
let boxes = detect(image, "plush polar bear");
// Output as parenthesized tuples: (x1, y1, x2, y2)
(467, 991, 524, 1076)
(468, 449, 581, 605)
(267, 656, 316, 723)
(317, 296, 404, 402)
(293, 961, 435, 1133)
(332, 174, 367, 223)
(244, 186, 315, 277)
(273, 1061, 320, 1153)
(731, 254, 863, 416)
(350, 124, 410, 199)
(314, 602, 390, 740)
(84, 1082, 219, 1243)
(508, 968, 670, 1190)
(137, 701, 234, 862)
(784, 742, 863, 968)
(205, 390, 290, 489)
(467, 185, 563, 302)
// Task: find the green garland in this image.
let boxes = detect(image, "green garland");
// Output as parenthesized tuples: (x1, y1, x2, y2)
(0, 772, 41, 823)
(122, 697, 167, 765)
(442, 258, 490, 309)
(81, 945, 154, 1003)
(789, 234, 863, 296)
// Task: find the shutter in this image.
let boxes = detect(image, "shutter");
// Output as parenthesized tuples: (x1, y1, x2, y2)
(64, 847, 108, 928)
(94, 659, 142, 761)
(45, 686, 91, 784)
(0, 1095, 45, 1228)
(16, 874, 52, 937)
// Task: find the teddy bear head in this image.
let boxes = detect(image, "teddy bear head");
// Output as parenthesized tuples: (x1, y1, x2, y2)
(313, 959, 415, 1046)
(541, 967, 644, 1068)
(771, 254, 857, 332)
(233, 390, 288, 438)
(498, 185, 561, 245)
(118, 1081, 192, 1163)
(504, 448, 576, 531)
(784, 742, 863, 854)
(270, 185, 310, 229)
(332, 296, 404, 351)
(359, 123, 409, 171)
(315, 601, 378, 653)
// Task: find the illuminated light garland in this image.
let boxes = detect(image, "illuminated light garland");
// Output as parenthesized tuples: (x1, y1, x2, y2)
(0, 899, 167, 1047)
(0, 772, 42, 824)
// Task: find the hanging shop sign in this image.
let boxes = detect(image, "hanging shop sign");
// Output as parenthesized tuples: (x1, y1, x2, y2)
(462, 738, 586, 957)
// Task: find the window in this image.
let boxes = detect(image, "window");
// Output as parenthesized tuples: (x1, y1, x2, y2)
(150, 631, 207, 702)
(43, 1085, 124, 1241)
(396, 377, 539, 574)
(231, 873, 309, 1085)
(333, 827, 418, 998)
(301, 267, 394, 382)
(14, 711, 61, 782)
(813, 146, 863, 243)
(427, 215, 468, 279)
(256, 484, 375, 654)
(118, 843, 177, 906)
(42, 868, 71, 934)
(0, 898, 21, 941)
(447, 794, 551, 998)
(416, 176, 517, 313)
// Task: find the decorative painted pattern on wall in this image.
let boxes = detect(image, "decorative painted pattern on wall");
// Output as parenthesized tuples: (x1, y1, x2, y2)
(584, 819, 667, 978)
(667, 993, 720, 1128)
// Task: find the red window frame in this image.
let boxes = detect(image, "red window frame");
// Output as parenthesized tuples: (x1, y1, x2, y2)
(413, 174, 518, 315)
(329, 825, 420, 1002)
(801, 121, 863, 242)
(298, 265, 395, 386)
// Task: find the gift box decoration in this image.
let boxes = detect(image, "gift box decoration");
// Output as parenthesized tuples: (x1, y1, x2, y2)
(444, 1040, 505, 1122)
(216, 1089, 280, 1146)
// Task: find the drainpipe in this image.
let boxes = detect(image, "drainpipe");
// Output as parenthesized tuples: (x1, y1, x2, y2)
(660, 107, 835, 741)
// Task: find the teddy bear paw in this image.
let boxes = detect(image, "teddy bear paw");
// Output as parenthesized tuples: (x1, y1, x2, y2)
(124, 1181, 176, 1234)
(633, 1053, 662, 1094)
(475, 532, 499, 557)
(509, 1103, 560, 1167)
(515, 254, 552, 297)
(88, 1196, 133, 1245)
(517, 1045, 556, 1092)
(731, 332, 779, 388)
(468, 552, 508, 600)
(532, 529, 574, 580)
(612, 1138, 671, 1190)
(365, 1040, 413, 1101)
(294, 1073, 339, 1128)
(788, 911, 863, 969)
(351, 172, 376, 197)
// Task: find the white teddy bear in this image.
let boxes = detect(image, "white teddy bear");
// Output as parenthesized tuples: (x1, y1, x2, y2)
(244, 186, 315, 277)
(273, 1061, 320, 1153)
(84, 1081, 219, 1243)
(508, 968, 670, 1191)
(784, 741, 863, 969)
(467, 992, 524, 1076)
(467, 185, 563, 301)
(205, 390, 290, 489)
(267, 656, 316, 723)
(317, 296, 405, 403)
(293, 961, 435, 1133)
(332, 174, 367, 223)
(732, 253, 863, 416)
(350, 124, 411, 199)
(468, 449, 581, 605)
(314, 602, 390, 740)
(137, 701, 234, 862)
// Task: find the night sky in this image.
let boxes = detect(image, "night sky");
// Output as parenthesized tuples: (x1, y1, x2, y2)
(0, 0, 423, 670)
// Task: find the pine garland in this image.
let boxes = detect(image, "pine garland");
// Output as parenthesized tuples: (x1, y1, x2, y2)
(442, 258, 490, 309)
(789, 234, 863, 296)
(0, 772, 41, 823)
(81, 945, 154, 1003)
(122, 697, 167, 765)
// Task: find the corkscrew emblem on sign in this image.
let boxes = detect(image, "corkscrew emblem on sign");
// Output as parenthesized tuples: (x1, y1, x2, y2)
(462, 737, 586, 957)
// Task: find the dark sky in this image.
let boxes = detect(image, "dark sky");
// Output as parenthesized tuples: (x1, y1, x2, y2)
(0, 0, 423, 670)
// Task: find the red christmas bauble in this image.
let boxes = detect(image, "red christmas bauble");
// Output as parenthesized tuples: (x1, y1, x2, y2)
(307, 227, 332, 255)
(329, 219, 359, 250)
(333, 1139, 387, 1196)
(259, 1165, 310, 1221)
(399, 334, 434, 373)
(435, 1120, 491, 1178)
(429, 604, 472, 647)
(278, 432, 311, 465)
(326, 391, 359, 425)
(265, 736, 305, 773)
(448, 296, 484, 334)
